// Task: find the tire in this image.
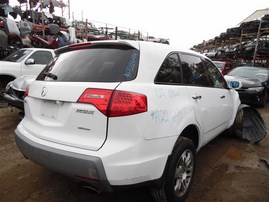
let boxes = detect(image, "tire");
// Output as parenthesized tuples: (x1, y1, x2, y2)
(151, 137, 196, 202)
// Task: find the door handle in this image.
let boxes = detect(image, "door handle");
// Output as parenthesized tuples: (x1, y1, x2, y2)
(220, 95, 225, 99)
(192, 95, 202, 100)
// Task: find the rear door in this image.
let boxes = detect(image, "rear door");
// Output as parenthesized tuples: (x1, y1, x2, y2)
(180, 53, 234, 144)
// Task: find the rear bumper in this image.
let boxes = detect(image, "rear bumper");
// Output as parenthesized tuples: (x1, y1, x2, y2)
(15, 120, 175, 190)
(15, 128, 113, 192)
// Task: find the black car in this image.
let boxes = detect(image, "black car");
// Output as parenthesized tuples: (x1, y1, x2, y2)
(225, 66, 269, 107)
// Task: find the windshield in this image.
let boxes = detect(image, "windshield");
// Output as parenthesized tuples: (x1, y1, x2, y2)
(213, 62, 224, 69)
(3, 49, 32, 62)
(228, 67, 269, 81)
(37, 46, 139, 82)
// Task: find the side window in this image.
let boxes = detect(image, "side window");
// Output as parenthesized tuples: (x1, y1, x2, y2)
(203, 59, 227, 89)
(28, 51, 53, 65)
(180, 53, 212, 87)
(155, 53, 182, 84)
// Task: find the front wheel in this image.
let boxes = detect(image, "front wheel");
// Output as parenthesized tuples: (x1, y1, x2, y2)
(151, 137, 196, 202)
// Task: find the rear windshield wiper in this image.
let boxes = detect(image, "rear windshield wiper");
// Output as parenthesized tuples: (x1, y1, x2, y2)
(43, 72, 58, 80)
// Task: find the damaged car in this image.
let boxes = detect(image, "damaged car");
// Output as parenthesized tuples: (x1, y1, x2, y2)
(14, 40, 266, 202)
(2, 75, 36, 111)
(225, 66, 269, 107)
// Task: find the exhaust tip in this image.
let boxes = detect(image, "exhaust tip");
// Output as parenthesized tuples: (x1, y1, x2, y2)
(83, 185, 101, 194)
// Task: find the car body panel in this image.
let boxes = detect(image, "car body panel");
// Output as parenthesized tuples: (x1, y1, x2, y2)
(186, 86, 236, 146)
(113, 82, 199, 140)
(7, 75, 36, 91)
(225, 75, 262, 87)
(15, 40, 241, 189)
(24, 81, 120, 151)
(2, 75, 36, 110)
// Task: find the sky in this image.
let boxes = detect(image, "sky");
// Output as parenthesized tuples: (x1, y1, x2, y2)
(9, 0, 269, 49)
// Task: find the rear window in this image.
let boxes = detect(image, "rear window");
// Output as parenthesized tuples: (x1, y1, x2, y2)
(37, 47, 139, 82)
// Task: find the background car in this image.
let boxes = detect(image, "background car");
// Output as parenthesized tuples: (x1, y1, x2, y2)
(213, 60, 234, 75)
(2, 75, 36, 111)
(225, 66, 269, 107)
(0, 48, 55, 92)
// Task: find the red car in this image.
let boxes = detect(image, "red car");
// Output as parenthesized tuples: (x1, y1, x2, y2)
(213, 60, 234, 75)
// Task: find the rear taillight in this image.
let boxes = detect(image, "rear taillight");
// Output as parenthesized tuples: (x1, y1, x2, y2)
(78, 88, 147, 117)
(78, 89, 113, 115)
(24, 85, 30, 98)
(110, 90, 147, 117)
(69, 42, 91, 49)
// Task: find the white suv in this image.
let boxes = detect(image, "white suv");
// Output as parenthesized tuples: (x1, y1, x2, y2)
(15, 40, 240, 201)
(0, 48, 55, 91)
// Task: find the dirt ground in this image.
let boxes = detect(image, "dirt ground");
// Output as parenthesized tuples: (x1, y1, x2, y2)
(0, 102, 269, 202)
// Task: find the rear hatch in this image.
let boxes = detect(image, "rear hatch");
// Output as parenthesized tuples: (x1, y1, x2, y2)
(23, 42, 140, 151)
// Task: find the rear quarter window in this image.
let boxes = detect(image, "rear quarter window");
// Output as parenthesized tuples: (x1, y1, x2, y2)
(37, 47, 139, 82)
(155, 53, 182, 84)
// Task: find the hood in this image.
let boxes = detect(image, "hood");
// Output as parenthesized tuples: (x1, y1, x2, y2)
(0, 61, 21, 71)
(224, 75, 262, 88)
(10, 75, 36, 91)
(0, 61, 19, 65)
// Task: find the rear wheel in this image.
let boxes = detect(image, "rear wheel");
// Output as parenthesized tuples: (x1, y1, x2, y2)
(151, 137, 196, 202)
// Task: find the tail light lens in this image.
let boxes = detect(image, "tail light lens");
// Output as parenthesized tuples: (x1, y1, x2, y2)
(69, 42, 91, 49)
(110, 90, 147, 117)
(24, 85, 30, 98)
(78, 89, 113, 116)
(78, 88, 147, 117)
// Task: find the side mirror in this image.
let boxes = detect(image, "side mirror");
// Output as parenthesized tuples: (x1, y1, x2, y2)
(25, 58, 35, 65)
(227, 80, 242, 89)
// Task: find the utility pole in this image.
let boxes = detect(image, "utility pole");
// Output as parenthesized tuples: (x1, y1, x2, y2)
(68, 0, 70, 19)
(40, 1, 45, 38)
(252, 19, 262, 67)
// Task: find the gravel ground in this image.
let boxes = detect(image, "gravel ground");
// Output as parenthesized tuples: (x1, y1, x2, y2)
(0, 104, 268, 202)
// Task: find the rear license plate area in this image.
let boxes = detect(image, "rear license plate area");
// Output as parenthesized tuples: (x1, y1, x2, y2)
(40, 100, 60, 120)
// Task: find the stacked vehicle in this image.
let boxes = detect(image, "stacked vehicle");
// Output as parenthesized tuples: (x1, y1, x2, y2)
(193, 13, 269, 67)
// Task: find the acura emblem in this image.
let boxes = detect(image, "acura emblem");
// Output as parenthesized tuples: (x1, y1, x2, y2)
(41, 87, 47, 97)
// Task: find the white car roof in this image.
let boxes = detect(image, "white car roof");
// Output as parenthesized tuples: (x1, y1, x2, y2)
(92, 40, 207, 82)
(56, 40, 210, 83)
(20, 48, 55, 52)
